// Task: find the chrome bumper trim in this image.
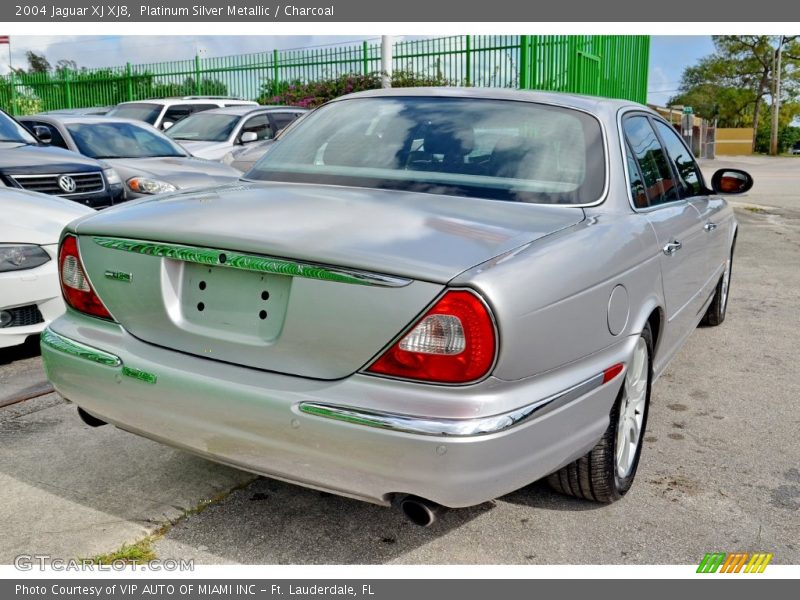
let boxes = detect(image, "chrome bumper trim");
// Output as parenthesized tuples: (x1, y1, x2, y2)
(299, 371, 608, 437)
(92, 236, 412, 288)
(40, 328, 122, 368)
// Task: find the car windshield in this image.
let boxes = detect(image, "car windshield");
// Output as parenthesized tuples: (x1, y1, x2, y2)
(65, 121, 187, 159)
(0, 112, 38, 144)
(107, 103, 162, 125)
(166, 114, 241, 141)
(245, 96, 605, 204)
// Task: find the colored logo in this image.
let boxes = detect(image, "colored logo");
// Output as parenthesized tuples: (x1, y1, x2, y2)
(697, 552, 773, 573)
(58, 175, 77, 193)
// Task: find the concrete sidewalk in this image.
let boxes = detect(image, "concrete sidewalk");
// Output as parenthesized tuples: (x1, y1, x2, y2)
(0, 394, 254, 563)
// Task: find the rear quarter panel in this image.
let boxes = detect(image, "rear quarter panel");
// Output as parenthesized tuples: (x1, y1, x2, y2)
(454, 210, 663, 382)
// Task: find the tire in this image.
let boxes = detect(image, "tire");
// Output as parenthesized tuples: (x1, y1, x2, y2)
(547, 323, 653, 503)
(701, 246, 734, 327)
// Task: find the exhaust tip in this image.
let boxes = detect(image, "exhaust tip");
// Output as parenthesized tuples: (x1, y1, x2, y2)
(400, 496, 441, 527)
(77, 407, 107, 427)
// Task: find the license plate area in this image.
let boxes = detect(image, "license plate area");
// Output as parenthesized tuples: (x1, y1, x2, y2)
(178, 262, 291, 343)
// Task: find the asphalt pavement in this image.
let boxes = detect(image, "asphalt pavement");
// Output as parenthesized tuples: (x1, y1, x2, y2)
(1, 155, 798, 564)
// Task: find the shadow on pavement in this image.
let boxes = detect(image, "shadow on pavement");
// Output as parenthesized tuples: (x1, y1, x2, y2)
(0, 335, 41, 366)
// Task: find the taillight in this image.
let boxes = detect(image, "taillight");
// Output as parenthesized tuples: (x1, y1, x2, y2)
(367, 290, 497, 384)
(58, 235, 112, 320)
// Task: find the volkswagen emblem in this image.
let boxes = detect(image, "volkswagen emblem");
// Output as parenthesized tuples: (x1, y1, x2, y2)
(58, 175, 77, 193)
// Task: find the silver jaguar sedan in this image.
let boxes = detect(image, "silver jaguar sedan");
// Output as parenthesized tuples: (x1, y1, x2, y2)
(41, 88, 752, 526)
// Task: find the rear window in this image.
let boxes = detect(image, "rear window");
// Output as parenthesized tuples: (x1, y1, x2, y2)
(166, 114, 240, 142)
(246, 97, 605, 205)
(108, 103, 162, 125)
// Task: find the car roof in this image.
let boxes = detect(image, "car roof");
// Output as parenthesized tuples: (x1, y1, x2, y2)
(21, 115, 154, 127)
(114, 98, 258, 107)
(333, 86, 646, 114)
(184, 105, 307, 117)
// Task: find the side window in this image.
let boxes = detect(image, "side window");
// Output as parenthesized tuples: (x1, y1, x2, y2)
(161, 104, 193, 128)
(623, 116, 679, 207)
(241, 114, 273, 141)
(653, 120, 704, 198)
(25, 121, 69, 149)
(270, 113, 299, 132)
(190, 104, 218, 114)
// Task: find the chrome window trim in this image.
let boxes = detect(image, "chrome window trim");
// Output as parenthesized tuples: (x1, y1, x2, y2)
(299, 371, 608, 437)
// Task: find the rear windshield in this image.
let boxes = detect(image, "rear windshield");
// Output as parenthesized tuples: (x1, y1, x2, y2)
(245, 97, 605, 204)
(166, 114, 240, 142)
(107, 103, 162, 125)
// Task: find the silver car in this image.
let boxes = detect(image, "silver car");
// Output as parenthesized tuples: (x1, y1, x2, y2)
(19, 115, 242, 199)
(166, 105, 306, 161)
(41, 88, 752, 526)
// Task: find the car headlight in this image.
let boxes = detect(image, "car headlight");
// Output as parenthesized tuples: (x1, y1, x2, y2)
(103, 168, 122, 186)
(0, 244, 50, 272)
(127, 177, 178, 195)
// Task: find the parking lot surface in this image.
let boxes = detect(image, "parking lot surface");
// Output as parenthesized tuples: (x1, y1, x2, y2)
(1, 156, 798, 564)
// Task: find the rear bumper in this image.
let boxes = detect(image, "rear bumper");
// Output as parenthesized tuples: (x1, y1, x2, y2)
(42, 314, 634, 507)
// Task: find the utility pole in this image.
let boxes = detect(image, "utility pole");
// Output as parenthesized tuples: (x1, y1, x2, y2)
(381, 36, 392, 89)
(770, 35, 784, 156)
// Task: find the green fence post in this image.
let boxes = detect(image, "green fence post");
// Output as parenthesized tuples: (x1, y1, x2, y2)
(9, 71, 17, 115)
(272, 49, 280, 96)
(362, 40, 369, 75)
(194, 54, 202, 95)
(64, 68, 73, 109)
(126, 62, 134, 101)
(465, 35, 472, 86)
(519, 35, 530, 89)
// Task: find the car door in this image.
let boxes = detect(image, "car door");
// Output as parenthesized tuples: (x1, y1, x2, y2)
(652, 120, 731, 291)
(623, 114, 707, 361)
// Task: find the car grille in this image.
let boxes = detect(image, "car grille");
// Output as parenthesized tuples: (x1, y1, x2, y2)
(9, 172, 105, 196)
(0, 305, 45, 328)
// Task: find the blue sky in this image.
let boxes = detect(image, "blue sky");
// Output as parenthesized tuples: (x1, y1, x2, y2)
(648, 36, 715, 106)
(2, 35, 714, 106)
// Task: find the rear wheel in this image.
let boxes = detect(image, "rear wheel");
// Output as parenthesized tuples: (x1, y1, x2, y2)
(547, 323, 652, 503)
(701, 247, 734, 326)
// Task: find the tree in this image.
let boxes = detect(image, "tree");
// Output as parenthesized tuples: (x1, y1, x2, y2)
(23, 50, 51, 73)
(670, 36, 800, 152)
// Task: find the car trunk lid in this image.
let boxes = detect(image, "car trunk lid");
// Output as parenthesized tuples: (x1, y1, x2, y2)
(74, 182, 583, 379)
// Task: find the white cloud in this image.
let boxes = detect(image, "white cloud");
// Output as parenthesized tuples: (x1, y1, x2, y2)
(2, 35, 388, 74)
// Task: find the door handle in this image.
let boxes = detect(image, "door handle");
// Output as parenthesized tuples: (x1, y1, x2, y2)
(663, 241, 683, 256)
(704, 222, 717, 232)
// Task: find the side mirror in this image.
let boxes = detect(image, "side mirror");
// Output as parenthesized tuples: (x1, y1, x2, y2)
(711, 169, 753, 195)
(162, 121, 174, 131)
(33, 125, 52, 145)
(240, 131, 258, 144)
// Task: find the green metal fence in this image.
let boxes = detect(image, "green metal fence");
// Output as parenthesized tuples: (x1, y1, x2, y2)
(0, 35, 649, 115)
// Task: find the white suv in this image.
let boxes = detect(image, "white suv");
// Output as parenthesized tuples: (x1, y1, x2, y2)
(107, 96, 258, 131)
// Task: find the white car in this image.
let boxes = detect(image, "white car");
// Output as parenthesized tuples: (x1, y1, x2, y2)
(1, 189, 93, 348)
(107, 96, 258, 131)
